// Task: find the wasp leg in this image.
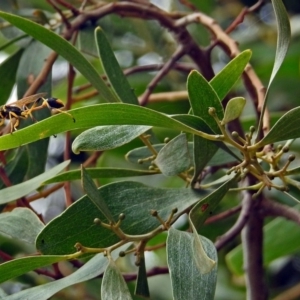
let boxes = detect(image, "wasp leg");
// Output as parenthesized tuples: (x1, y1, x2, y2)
(43, 98, 75, 122)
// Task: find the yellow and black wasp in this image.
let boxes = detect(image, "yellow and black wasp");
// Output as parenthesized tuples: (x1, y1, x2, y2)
(0, 93, 74, 132)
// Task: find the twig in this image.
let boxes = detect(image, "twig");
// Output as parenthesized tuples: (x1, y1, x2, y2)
(139, 46, 186, 106)
(54, 0, 80, 16)
(262, 198, 300, 225)
(205, 205, 241, 225)
(225, 0, 265, 34)
(215, 193, 252, 250)
(123, 266, 169, 281)
(47, 0, 71, 29)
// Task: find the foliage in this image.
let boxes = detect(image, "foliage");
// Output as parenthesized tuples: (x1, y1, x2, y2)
(0, 0, 299, 299)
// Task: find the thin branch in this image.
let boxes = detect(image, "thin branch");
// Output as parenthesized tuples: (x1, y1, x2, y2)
(54, 0, 80, 16)
(205, 205, 241, 225)
(225, 0, 265, 34)
(47, 0, 71, 29)
(123, 266, 169, 281)
(262, 198, 300, 225)
(139, 46, 186, 106)
(215, 193, 252, 250)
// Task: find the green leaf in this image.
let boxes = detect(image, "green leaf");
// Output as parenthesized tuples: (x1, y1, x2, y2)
(257, 0, 291, 136)
(187, 70, 225, 181)
(95, 27, 139, 105)
(126, 144, 240, 167)
(0, 48, 24, 105)
(16, 40, 52, 178)
(72, 125, 151, 154)
(36, 181, 208, 255)
(0, 104, 209, 151)
(268, 0, 291, 87)
(2, 245, 130, 300)
(257, 107, 300, 146)
(82, 166, 115, 223)
(192, 137, 219, 185)
(190, 175, 237, 231)
(188, 176, 236, 274)
(44, 168, 158, 184)
(0, 147, 29, 189)
(78, 25, 98, 57)
(167, 228, 217, 300)
(0, 11, 117, 103)
(154, 133, 191, 176)
(210, 50, 252, 101)
(135, 257, 150, 298)
(16, 40, 51, 99)
(0, 33, 28, 52)
(0, 160, 70, 205)
(101, 259, 133, 300)
(0, 208, 44, 244)
(0, 255, 70, 284)
(226, 205, 300, 275)
(187, 70, 223, 133)
(221, 97, 246, 125)
(190, 221, 216, 273)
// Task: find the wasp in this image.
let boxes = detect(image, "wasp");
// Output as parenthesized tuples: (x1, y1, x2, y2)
(0, 93, 75, 132)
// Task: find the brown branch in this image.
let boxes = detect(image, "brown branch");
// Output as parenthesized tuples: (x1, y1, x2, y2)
(47, 0, 71, 29)
(242, 193, 268, 300)
(205, 205, 241, 225)
(139, 46, 186, 106)
(215, 193, 252, 250)
(24, 51, 58, 97)
(54, 0, 80, 16)
(123, 266, 169, 282)
(261, 198, 300, 225)
(225, 0, 265, 34)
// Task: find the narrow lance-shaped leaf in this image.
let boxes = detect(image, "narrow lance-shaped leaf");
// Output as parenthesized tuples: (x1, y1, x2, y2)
(0, 104, 212, 151)
(72, 125, 151, 154)
(44, 168, 158, 184)
(81, 166, 115, 223)
(95, 27, 139, 105)
(187, 70, 224, 182)
(221, 97, 246, 125)
(0, 11, 117, 103)
(257, 106, 300, 146)
(1, 244, 131, 300)
(0, 160, 70, 205)
(0, 48, 24, 105)
(0, 255, 72, 284)
(256, 0, 291, 140)
(210, 50, 252, 101)
(187, 70, 223, 134)
(190, 175, 237, 231)
(17, 40, 52, 179)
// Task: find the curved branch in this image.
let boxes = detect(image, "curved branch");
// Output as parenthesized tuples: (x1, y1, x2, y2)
(215, 191, 252, 250)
